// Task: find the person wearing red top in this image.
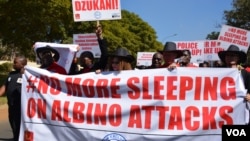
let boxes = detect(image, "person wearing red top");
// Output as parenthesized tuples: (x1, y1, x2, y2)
(46, 61, 67, 74)
(178, 49, 198, 67)
(245, 67, 250, 72)
(37, 47, 67, 75)
(218, 44, 250, 125)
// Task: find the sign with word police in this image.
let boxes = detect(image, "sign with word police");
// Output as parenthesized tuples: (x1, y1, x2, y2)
(174, 40, 223, 62)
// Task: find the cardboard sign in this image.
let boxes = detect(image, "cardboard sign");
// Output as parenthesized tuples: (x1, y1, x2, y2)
(33, 42, 78, 74)
(73, 33, 101, 58)
(72, 0, 121, 22)
(218, 25, 250, 53)
(136, 52, 155, 66)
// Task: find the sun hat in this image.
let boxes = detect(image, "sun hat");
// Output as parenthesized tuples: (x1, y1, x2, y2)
(80, 51, 94, 61)
(36, 45, 59, 61)
(109, 47, 135, 62)
(218, 44, 246, 64)
(158, 42, 183, 58)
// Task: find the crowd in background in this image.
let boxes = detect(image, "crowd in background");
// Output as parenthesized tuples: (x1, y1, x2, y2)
(35, 25, 250, 127)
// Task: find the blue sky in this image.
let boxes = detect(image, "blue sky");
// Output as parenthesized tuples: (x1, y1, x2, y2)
(121, 0, 233, 43)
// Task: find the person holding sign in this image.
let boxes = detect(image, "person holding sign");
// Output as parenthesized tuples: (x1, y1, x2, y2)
(213, 60, 224, 68)
(145, 52, 164, 69)
(218, 44, 247, 70)
(178, 49, 197, 67)
(70, 25, 108, 74)
(105, 47, 135, 71)
(218, 44, 249, 88)
(36, 46, 67, 75)
(158, 41, 183, 69)
(218, 44, 250, 125)
(199, 61, 210, 68)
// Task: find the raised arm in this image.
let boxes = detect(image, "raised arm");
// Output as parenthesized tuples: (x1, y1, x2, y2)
(95, 25, 108, 70)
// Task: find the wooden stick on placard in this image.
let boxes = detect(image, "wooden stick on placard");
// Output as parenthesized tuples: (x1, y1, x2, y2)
(97, 20, 100, 26)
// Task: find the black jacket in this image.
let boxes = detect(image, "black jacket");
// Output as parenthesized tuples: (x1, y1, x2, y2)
(69, 38, 108, 74)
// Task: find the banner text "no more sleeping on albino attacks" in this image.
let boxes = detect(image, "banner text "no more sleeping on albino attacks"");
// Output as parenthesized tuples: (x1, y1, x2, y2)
(25, 75, 238, 130)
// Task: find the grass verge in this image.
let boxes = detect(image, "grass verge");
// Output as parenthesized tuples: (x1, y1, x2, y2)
(0, 96, 7, 105)
(0, 74, 7, 106)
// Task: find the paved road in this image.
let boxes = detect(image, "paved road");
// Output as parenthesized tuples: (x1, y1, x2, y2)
(0, 122, 12, 141)
(0, 104, 13, 141)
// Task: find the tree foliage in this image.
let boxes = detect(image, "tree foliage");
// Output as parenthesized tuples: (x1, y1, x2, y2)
(206, 0, 250, 64)
(0, 0, 162, 61)
(98, 10, 163, 57)
(224, 0, 250, 30)
(224, 0, 250, 64)
(206, 0, 250, 39)
(0, 0, 75, 59)
(206, 31, 219, 40)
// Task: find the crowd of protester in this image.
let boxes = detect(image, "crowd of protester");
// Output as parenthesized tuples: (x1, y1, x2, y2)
(34, 26, 250, 127)
(1, 25, 250, 140)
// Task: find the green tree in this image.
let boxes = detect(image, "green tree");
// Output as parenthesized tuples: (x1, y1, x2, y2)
(0, 0, 73, 59)
(97, 10, 163, 57)
(223, 0, 250, 64)
(206, 31, 220, 40)
(206, 0, 250, 64)
(206, 0, 250, 38)
(224, 0, 250, 30)
(0, 0, 162, 61)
